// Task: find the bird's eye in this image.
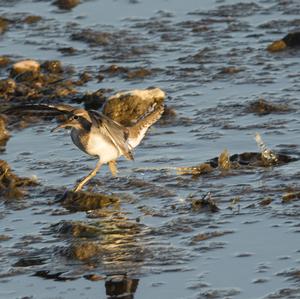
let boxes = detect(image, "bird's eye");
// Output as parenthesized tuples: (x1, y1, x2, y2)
(73, 115, 79, 120)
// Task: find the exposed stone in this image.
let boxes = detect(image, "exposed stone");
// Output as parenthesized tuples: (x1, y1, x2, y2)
(60, 191, 119, 212)
(53, 0, 80, 10)
(0, 160, 37, 199)
(103, 87, 165, 125)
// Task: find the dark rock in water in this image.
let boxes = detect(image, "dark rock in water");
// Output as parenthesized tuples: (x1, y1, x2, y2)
(190, 193, 219, 213)
(41, 60, 63, 74)
(53, 220, 102, 238)
(0, 78, 16, 96)
(0, 160, 37, 199)
(71, 29, 113, 46)
(103, 87, 165, 126)
(22, 15, 42, 24)
(33, 270, 77, 281)
(105, 275, 139, 298)
(13, 257, 46, 267)
(267, 32, 300, 52)
(76, 89, 108, 110)
(178, 151, 297, 177)
(177, 163, 214, 176)
(282, 191, 300, 203)
(59, 190, 119, 212)
(0, 114, 10, 143)
(126, 68, 152, 80)
(58, 47, 77, 55)
(0, 56, 11, 68)
(259, 198, 273, 206)
(0, 17, 8, 34)
(209, 152, 296, 168)
(52, 0, 80, 10)
(67, 241, 102, 260)
(246, 99, 292, 115)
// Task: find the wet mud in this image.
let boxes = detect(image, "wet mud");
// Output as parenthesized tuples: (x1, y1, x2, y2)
(1, 0, 300, 299)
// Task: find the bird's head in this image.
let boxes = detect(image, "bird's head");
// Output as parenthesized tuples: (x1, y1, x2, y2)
(51, 109, 92, 132)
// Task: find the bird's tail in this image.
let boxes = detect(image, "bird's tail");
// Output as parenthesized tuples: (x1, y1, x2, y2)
(126, 103, 164, 149)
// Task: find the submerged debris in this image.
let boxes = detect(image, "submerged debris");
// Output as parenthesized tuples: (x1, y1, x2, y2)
(59, 191, 119, 212)
(0, 160, 37, 199)
(103, 87, 165, 125)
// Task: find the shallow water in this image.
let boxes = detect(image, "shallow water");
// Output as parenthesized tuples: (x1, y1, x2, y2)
(1, 0, 300, 298)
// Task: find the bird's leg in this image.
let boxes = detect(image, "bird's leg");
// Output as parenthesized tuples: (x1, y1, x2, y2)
(108, 160, 118, 177)
(73, 160, 102, 192)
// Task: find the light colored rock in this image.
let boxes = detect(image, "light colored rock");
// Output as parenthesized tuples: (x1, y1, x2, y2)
(103, 87, 165, 125)
(12, 60, 40, 75)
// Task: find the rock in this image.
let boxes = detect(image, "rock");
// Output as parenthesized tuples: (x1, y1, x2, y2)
(54, 221, 102, 238)
(103, 87, 165, 125)
(60, 191, 119, 212)
(11, 60, 40, 77)
(0, 114, 9, 144)
(41, 60, 63, 73)
(53, 0, 80, 10)
(0, 56, 11, 68)
(0, 79, 16, 96)
(78, 89, 108, 110)
(105, 276, 139, 298)
(68, 241, 101, 260)
(0, 17, 8, 34)
(177, 163, 214, 176)
(84, 274, 105, 281)
(22, 15, 42, 24)
(0, 160, 37, 199)
(126, 68, 152, 80)
(190, 193, 219, 213)
(246, 98, 292, 115)
(282, 191, 300, 203)
(267, 32, 300, 52)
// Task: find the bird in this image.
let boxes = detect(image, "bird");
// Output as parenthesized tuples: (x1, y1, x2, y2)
(4, 103, 164, 192)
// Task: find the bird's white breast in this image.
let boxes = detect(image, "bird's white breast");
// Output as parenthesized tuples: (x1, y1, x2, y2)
(86, 132, 120, 163)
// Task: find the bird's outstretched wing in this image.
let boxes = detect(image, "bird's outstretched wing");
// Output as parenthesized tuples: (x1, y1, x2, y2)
(2, 104, 76, 116)
(89, 110, 134, 161)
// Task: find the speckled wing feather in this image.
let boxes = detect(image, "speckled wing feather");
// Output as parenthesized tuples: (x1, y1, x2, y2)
(2, 104, 76, 115)
(127, 103, 164, 149)
(89, 110, 134, 160)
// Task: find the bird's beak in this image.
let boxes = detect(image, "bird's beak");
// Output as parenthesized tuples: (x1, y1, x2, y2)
(51, 120, 72, 132)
